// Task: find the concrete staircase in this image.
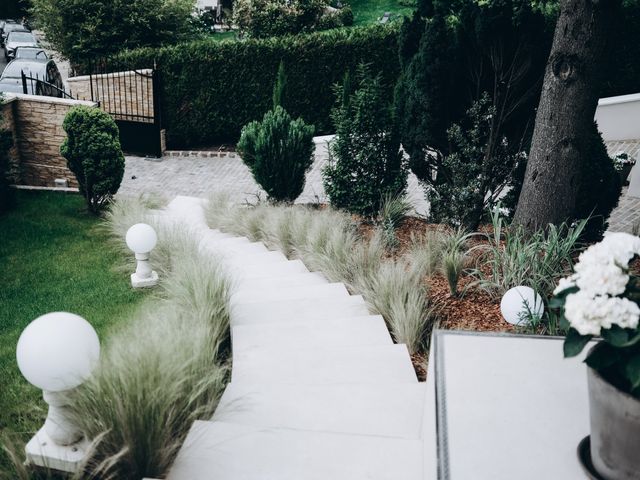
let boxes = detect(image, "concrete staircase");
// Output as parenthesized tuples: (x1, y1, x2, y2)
(162, 196, 430, 480)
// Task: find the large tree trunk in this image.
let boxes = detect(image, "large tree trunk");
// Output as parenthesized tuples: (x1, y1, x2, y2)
(513, 0, 619, 232)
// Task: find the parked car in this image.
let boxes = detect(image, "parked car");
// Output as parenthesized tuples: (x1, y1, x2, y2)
(14, 46, 47, 60)
(4, 30, 38, 61)
(0, 19, 18, 39)
(1, 23, 27, 47)
(0, 59, 65, 97)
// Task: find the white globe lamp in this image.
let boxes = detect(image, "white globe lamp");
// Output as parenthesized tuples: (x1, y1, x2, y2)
(17, 312, 100, 449)
(126, 223, 159, 288)
(500, 286, 544, 326)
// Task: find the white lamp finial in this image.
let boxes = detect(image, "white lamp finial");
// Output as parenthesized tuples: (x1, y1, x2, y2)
(500, 286, 544, 326)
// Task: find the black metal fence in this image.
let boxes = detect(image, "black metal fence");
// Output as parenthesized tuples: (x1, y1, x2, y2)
(84, 58, 163, 157)
(20, 71, 75, 99)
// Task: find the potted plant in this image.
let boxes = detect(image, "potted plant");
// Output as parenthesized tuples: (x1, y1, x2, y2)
(552, 232, 640, 480)
(613, 151, 636, 186)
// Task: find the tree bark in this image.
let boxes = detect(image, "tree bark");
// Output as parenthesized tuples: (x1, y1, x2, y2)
(513, 0, 619, 232)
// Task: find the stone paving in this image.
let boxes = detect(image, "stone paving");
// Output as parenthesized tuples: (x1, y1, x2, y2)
(118, 135, 430, 215)
(118, 136, 639, 231)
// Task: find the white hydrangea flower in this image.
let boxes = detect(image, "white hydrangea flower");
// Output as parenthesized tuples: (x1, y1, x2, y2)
(553, 275, 577, 295)
(565, 292, 640, 336)
(575, 263, 630, 297)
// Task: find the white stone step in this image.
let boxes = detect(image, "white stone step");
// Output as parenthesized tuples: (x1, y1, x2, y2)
(201, 239, 269, 257)
(231, 259, 311, 281)
(214, 383, 427, 439)
(231, 344, 417, 384)
(235, 272, 328, 291)
(207, 229, 233, 239)
(166, 196, 208, 227)
(231, 283, 349, 306)
(224, 250, 289, 269)
(231, 315, 393, 354)
(231, 295, 369, 326)
(167, 421, 423, 480)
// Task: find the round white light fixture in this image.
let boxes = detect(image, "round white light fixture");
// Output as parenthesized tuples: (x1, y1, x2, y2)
(17, 312, 100, 392)
(500, 286, 544, 326)
(126, 223, 158, 254)
(125, 223, 159, 288)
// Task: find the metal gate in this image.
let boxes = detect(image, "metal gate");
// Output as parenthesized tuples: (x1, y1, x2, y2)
(88, 61, 163, 157)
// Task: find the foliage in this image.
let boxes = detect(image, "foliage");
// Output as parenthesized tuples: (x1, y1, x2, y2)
(426, 94, 526, 229)
(0, 98, 14, 215)
(232, 0, 353, 38)
(238, 106, 315, 202)
(377, 193, 411, 249)
(505, 123, 622, 240)
(0, 0, 28, 18)
(0, 191, 149, 474)
(60, 106, 125, 214)
(323, 65, 407, 216)
(553, 233, 640, 398)
(395, 0, 552, 212)
(31, 0, 195, 64)
(206, 194, 436, 354)
(65, 197, 232, 478)
(111, 24, 400, 148)
(439, 228, 470, 297)
(470, 208, 586, 299)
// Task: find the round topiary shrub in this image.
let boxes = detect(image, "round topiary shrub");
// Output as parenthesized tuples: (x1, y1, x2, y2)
(60, 106, 125, 214)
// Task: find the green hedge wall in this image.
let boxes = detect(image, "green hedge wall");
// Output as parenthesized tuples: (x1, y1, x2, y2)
(114, 25, 400, 148)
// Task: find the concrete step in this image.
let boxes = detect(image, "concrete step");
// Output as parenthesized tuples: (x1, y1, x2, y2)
(201, 240, 269, 258)
(224, 250, 289, 268)
(230, 259, 310, 281)
(231, 344, 418, 385)
(167, 421, 423, 480)
(214, 382, 427, 439)
(234, 271, 328, 291)
(231, 295, 369, 326)
(166, 196, 208, 227)
(231, 315, 393, 354)
(231, 283, 349, 306)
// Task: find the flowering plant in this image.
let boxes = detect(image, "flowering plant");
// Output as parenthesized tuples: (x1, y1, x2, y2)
(613, 151, 636, 172)
(551, 233, 640, 398)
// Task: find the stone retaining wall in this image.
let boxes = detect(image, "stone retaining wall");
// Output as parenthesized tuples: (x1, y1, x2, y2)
(1, 94, 97, 188)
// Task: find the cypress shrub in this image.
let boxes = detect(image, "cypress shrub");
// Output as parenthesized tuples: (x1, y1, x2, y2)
(112, 24, 400, 148)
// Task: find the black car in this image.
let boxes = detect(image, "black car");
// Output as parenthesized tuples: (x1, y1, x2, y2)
(0, 58, 65, 97)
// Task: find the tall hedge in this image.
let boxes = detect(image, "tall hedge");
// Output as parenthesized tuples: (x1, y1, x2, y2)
(113, 24, 400, 148)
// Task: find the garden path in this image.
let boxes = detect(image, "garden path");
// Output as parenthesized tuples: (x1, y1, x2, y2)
(117, 135, 429, 214)
(117, 137, 640, 232)
(158, 195, 431, 480)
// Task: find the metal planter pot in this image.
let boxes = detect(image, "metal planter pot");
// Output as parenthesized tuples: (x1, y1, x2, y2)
(587, 348, 640, 480)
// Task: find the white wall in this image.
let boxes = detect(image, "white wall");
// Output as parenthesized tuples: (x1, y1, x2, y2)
(595, 93, 640, 141)
(196, 0, 219, 10)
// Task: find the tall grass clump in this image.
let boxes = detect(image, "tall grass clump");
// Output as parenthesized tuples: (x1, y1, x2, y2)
(470, 208, 586, 298)
(59, 198, 231, 479)
(377, 193, 411, 250)
(205, 194, 436, 354)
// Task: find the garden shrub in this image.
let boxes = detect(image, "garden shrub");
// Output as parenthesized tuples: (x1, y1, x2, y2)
(394, 0, 551, 206)
(237, 106, 315, 202)
(111, 24, 400, 148)
(323, 66, 407, 216)
(60, 106, 125, 214)
(426, 94, 525, 230)
(232, 0, 352, 38)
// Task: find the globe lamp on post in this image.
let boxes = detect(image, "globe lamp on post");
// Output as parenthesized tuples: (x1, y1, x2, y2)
(126, 223, 159, 288)
(16, 312, 100, 472)
(500, 286, 545, 326)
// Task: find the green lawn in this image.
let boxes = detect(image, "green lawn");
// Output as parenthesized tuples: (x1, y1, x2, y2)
(348, 0, 414, 25)
(0, 191, 148, 446)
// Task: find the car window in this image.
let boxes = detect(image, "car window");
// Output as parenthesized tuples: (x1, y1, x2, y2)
(8, 32, 35, 42)
(2, 62, 43, 79)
